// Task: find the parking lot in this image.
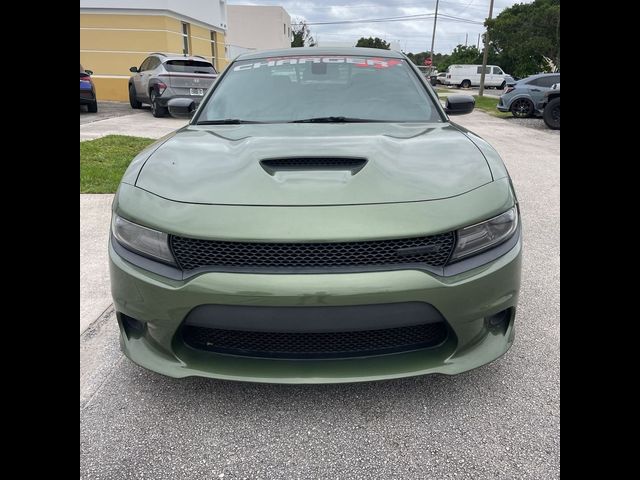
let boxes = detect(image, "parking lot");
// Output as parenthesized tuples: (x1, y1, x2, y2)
(80, 107, 559, 479)
(80, 102, 187, 141)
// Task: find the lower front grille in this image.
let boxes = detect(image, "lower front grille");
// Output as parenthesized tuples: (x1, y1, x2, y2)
(181, 322, 448, 359)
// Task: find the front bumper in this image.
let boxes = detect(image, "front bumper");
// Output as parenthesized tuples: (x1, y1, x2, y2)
(109, 233, 522, 383)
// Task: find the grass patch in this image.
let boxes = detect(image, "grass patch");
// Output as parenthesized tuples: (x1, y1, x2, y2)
(472, 95, 511, 118)
(80, 135, 156, 193)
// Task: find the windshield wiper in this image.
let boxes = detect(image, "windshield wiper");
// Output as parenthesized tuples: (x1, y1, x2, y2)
(196, 119, 264, 125)
(290, 116, 384, 123)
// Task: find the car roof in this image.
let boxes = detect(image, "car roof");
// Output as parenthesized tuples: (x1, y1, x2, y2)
(522, 72, 560, 80)
(149, 52, 212, 63)
(236, 47, 406, 61)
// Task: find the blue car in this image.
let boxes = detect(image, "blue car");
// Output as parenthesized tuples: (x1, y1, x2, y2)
(80, 64, 97, 113)
(497, 73, 560, 118)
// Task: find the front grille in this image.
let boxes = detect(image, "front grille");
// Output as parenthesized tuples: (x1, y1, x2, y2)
(181, 322, 448, 358)
(170, 232, 455, 271)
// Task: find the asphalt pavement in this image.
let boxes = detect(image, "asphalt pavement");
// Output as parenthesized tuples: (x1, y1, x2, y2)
(80, 109, 560, 479)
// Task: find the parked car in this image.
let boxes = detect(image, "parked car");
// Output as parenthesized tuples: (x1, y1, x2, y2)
(436, 72, 447, 85)
(540, 82, 560, 130)
(80, 64, 97, 113)
(443, 64, 511, 89)
(128, 53, 218, 117)
(497, 72, 560, 118)
(110, 47, 521, 383)
(417, 66, 438, 85)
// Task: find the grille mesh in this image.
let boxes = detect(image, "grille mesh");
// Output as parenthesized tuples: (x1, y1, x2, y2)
(260, 157, 367, 174)
(170, 232, 455, 271)
(182, 323, 448, 358)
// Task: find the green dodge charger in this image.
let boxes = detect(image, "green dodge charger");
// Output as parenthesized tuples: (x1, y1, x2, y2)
(109, 48, 522, 383)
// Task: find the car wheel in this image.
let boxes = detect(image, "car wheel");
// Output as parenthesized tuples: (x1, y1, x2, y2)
(129, 84, 142, 109)
(460, 80, 471, 89)
(87, 101, 98, 113)
(543, 97, 560, 130)
(510, 98, 534, 118)
(150, 91, 168, 118)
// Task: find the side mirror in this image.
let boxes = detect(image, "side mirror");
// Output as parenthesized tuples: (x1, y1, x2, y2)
(129, 66, 138, 73)
(444, 94, 475, 115)
(168, 98, 196, 118)
(85, 69, 93, 75)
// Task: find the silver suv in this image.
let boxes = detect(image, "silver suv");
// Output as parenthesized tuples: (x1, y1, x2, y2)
(128, 53, 218, 117)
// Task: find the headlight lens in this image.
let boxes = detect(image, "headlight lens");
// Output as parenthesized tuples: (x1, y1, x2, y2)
(111, 215, 175, 265)
(450, 207, 518, 261)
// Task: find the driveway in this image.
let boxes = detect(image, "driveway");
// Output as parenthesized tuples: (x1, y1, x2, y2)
(80, 102, 188, 141)
(80, 110, 559, 479)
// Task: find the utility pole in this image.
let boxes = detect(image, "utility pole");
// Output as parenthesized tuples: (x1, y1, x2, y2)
(478, 0, 495, 97)
(429, 0, 440, 73)
(465, 33, 468, 46)
(477, 33, 480, 49)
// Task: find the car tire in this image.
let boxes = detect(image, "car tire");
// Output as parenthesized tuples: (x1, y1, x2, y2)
(543, 97, 560, 130)
(129, 84, 142, 109)
(460, 80, 471, 89)
(150, 91, 168, 118)
(510, 98, 534, 118)
(87, 101, 98, 113)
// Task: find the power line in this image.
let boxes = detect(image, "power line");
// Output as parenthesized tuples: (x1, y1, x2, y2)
(293, 13, 435, 26)
(231, 0, 503, 12)
(292, 13, 482, 26)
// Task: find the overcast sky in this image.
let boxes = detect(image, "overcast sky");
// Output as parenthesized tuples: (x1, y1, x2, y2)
(227, 0, 533, 54)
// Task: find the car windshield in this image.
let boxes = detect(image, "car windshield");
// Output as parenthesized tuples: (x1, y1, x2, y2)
(196, 56, 441, 123)
(164, 60, 216, 74)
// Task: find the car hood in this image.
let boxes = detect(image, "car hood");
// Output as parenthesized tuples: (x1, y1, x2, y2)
(135, 123, 493, 206)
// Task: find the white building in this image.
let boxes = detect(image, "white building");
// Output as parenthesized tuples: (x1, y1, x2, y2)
(226, 5, 291, 59)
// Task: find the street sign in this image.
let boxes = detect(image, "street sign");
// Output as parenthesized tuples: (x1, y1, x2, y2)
(424, 58, 433, 66)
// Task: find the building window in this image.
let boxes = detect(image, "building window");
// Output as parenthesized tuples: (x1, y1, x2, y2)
(182, 22, 191, 55)
(284, 23, 286, 35)
(210, 31, 217, 69)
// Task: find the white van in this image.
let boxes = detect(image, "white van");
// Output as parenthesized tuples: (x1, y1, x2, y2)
(444, 64, 510, 89)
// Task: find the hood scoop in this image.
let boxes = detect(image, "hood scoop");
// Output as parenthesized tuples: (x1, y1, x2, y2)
(260, 157, 368, 176)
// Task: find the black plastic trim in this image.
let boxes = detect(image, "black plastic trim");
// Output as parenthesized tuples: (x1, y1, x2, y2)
(183, 302, 445, 333)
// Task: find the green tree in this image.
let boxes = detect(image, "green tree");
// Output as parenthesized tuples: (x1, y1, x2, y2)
(485, 0, 560, 77)
(356, 37, 390, 50)
(438, 45, 482, 72)
(291, 18, 315, 47)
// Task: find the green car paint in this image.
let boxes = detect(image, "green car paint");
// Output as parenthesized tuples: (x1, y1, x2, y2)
(109, 47, 522, 383)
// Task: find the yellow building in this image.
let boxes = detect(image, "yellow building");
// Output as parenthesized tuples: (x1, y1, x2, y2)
(80, 0, 229, 101)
